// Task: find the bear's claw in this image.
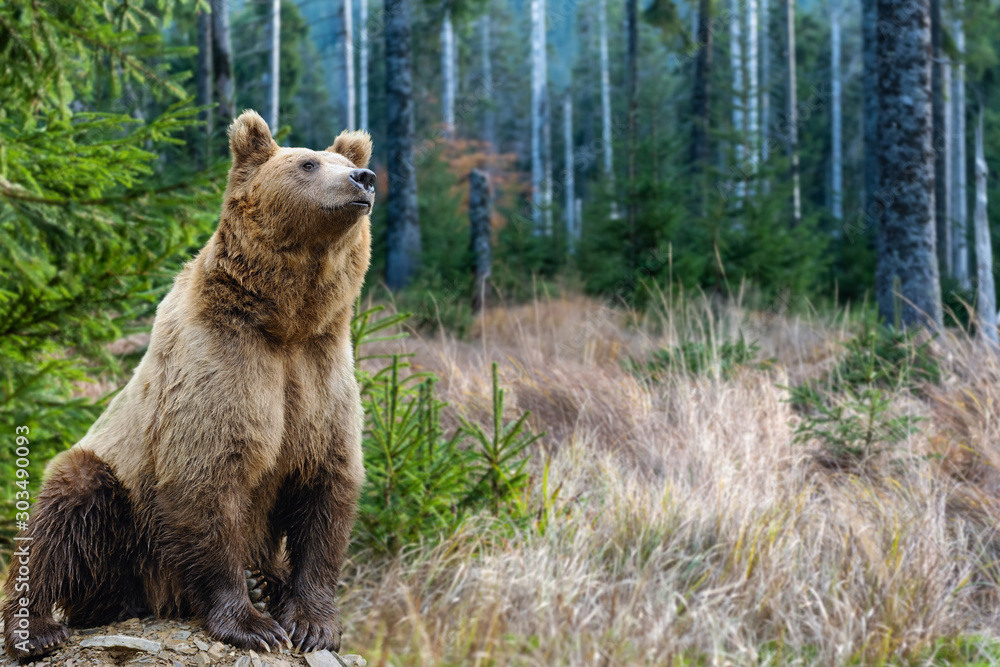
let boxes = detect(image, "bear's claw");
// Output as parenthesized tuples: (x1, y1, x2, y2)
(204, 606, 289, 653)
(5, 615, 70, 658)
(275, 601, 342, 654)
(245, 567, 271, 614)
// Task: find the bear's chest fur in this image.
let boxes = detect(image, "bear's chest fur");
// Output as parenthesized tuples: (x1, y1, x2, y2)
(273, 334, 363, 476)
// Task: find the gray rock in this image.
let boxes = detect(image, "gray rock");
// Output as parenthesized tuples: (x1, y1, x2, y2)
(208, 641, 228, 661)
(304, 651, 340, 667)
(165, 639, 198, 655)
(194, 638, 210, 652)
(235, 657, 252, 667)
(77, 635, 162, 653)
(305, 650, 366, 667)
(195, 652, 212, 667)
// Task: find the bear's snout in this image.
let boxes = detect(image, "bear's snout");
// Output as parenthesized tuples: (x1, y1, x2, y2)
(348, 168, 376, 194)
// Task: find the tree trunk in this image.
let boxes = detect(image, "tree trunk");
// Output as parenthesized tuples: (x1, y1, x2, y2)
(730, 0, 745, 200)
(952, 0, 969, 289)
(747, 0, 759, 195)
(973, 106, 996, 341)
(196, 8, 213, 167)
(385, 0, 421, 289)
(627, 0, 637, 267)
(760, 0, 769, 164)
(442, 9, 455, 138)
(480, 15, 495, 151)
(599, 0, 612, 178)
(531, 0, 547, 232)
(691, 0, 713, 210)
(360, 0, 369, 129)
(543, 76, 552, 233)
(931, 0, 952, 277)
(782, 0, 800, 225)
(564, 91, 577, 253)
(344, 0, 355, 129)
(210, 0, 235, 126)
(875, 0, 942, 329)
(831, 0, 842, 220)
(469, 169, 492, 312)
(862, 0, 878, 232)
(268, 0, 280, 131)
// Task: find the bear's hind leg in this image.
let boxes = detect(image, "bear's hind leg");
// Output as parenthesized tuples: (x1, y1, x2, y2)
(1, 448, 142, 658)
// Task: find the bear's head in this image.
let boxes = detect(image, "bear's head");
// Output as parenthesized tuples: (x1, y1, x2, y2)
(223, 110, 375, 249)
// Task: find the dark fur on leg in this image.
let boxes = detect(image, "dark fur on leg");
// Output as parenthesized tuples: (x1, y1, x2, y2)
(1, 449, 143, 658)
(271, 466, 360, 653)
(156, 479, 290, 652)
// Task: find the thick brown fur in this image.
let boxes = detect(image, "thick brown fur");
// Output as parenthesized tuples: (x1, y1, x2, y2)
(1, 110, 374, 658)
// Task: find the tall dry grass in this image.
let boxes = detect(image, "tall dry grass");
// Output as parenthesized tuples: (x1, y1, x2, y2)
(341, 293, 1000, 666)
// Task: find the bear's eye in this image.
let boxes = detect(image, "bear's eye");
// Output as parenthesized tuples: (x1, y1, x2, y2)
(301, 160, 318, 172)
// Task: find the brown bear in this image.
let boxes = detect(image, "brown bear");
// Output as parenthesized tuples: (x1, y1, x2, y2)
(1, 110, 374, 658)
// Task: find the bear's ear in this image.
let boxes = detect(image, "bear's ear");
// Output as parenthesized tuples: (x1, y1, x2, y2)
(228, 110, 278, 168)
(328, 130, 373, 168)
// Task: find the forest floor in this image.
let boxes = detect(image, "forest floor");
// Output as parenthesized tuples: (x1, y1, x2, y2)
(336, 293, 1000, 666)
(13, 293, 1000, 665)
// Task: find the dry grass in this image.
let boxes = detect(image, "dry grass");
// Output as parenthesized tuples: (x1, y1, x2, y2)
(340, 294, 1000, 666)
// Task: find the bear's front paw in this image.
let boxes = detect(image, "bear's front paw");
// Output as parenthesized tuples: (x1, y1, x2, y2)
(274, 599, 342, 653)
(204, 604, 290, 653)
(3, 614, 70, 658)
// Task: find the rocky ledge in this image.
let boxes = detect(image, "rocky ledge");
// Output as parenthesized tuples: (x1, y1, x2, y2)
(0, 617, 366, 667)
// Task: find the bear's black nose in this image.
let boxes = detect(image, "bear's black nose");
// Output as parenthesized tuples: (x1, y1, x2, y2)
(349, 168, 376, 193)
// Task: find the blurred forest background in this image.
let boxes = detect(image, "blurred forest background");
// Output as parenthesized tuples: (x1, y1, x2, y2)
(9, 0, 1000, 662)
(9, 0, 1000, 449)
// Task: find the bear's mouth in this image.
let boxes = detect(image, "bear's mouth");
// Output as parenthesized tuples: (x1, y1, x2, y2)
(320, 199, 372, 213)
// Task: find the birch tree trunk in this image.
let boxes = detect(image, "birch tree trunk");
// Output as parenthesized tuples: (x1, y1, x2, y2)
(564, 91, 577, 253)
(783, 0, 801, 225)
(952, 0, 969, 289)
(441, 9, 455, 138)
(210, 0, 235, 124)
(973, 106, 996, 341)
(599, 0, 613, 180)
(931, 0, 951, 276)
(875, 0, 942, 329)
(344, 0, 356, 130)
(360, 0, 369, 129)
(831, 0, 842, 220)
(385, 0, 421, 288)
(268, 0, 280, 131)
(531, 0, 548, 232)
(196, 8, 213, 166)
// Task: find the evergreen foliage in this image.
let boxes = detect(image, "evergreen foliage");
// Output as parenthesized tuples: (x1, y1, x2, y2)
(352, 304, 538, 554)
(0, 0, 219, 496)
